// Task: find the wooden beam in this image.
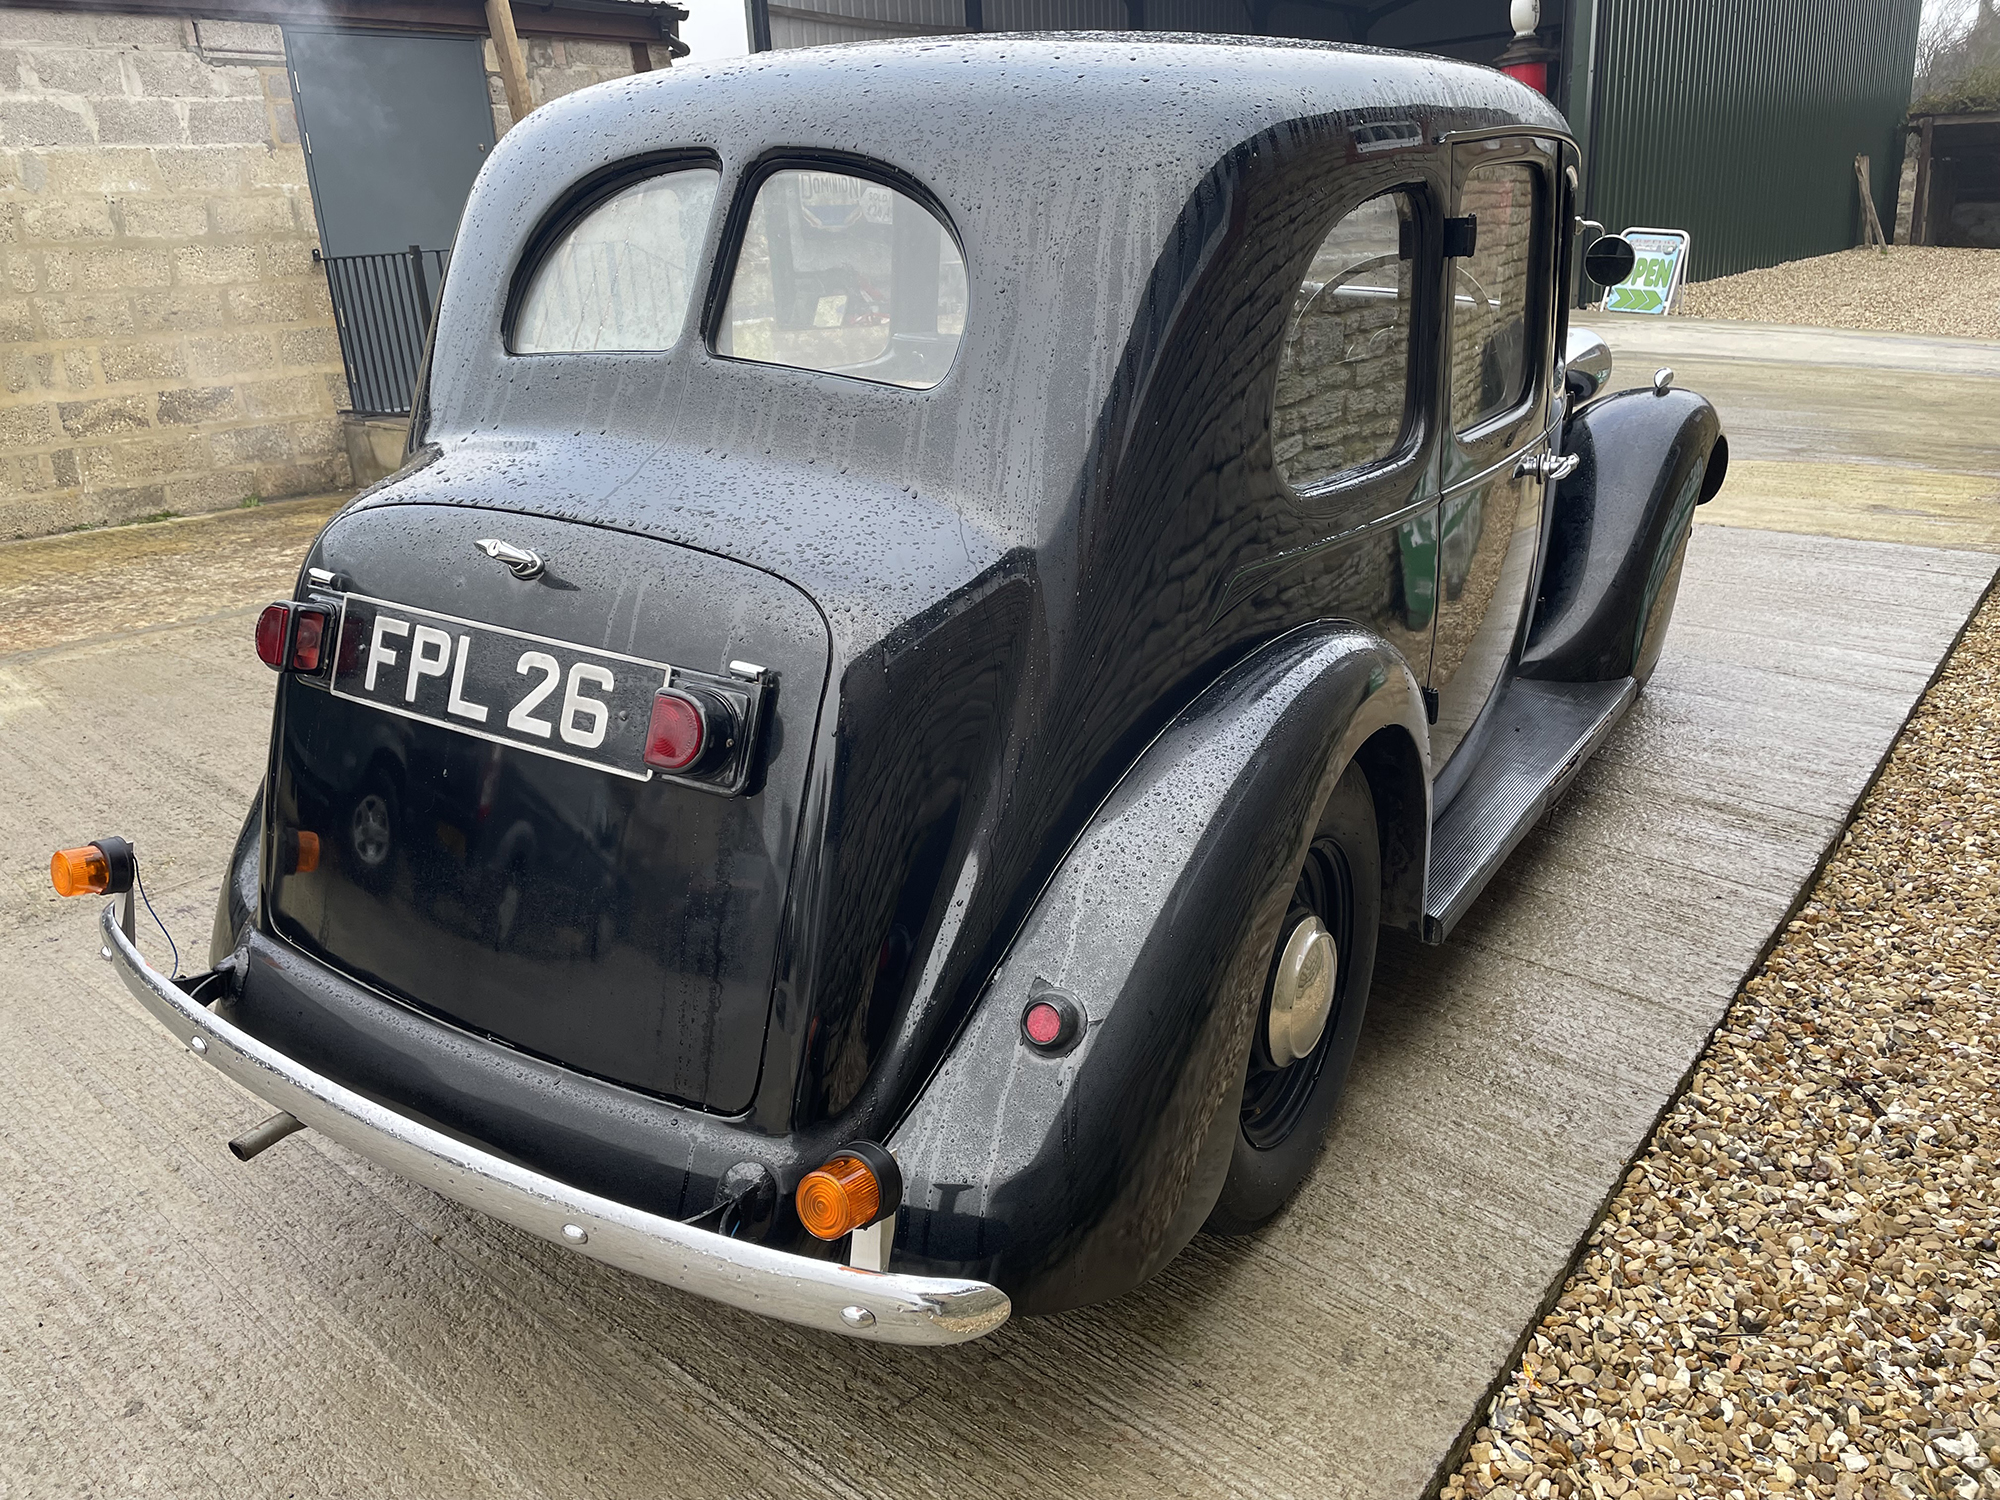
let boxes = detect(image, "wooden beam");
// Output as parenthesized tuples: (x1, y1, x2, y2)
(1854, 154, 1887, 248)
(0, 0, 678, 46)
(485, 0, 534, 126)
(1909, 109, 2000, 126)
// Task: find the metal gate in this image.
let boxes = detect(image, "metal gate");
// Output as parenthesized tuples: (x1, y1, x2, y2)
(318, 245, 450, 418)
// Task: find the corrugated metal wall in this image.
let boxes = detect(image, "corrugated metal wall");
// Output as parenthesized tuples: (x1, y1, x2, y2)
(1585, 0, 1922, 281)
(755, 0, 1921, 281)
(767, 0, 960, 52)
(767, 0, 1129, 48)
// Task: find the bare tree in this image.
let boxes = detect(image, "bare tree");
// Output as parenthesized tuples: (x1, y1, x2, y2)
(1915, 0, 2000, 106)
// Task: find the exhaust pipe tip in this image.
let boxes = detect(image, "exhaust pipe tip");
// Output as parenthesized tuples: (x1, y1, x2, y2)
(229, 1111, 304, 1162)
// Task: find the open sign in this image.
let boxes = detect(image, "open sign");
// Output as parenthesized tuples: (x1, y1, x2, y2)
(1600, 227, 1691, 316)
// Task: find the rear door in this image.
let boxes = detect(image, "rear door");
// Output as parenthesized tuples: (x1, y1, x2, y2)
(1428, 135, 1562, 774)
(1269, 178, 1443, 674)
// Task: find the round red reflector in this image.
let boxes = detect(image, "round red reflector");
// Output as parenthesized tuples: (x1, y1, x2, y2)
(644, 690, 706, 771)
(1023, 1001, 1064, 1047)
(254, 603, 289, 669)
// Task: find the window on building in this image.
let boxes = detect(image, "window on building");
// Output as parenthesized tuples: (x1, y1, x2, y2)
(1449, 162, 1541, 434)
(716, 169, 966, 390)
(512, 167, 720, 354)
(1273, 190, 1417, 491)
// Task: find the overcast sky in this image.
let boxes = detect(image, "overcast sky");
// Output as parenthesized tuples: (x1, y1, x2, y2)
(1922, 0, 1980, 38)
(679, 0, 750, 62)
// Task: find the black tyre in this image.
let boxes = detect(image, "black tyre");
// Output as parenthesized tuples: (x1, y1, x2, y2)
(1206, 761, 1380, 1235)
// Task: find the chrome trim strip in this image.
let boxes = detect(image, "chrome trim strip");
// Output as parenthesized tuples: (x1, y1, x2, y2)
(99, 907, 1011, 1346)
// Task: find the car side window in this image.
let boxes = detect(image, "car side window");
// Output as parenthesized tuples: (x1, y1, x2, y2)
(716, 169, 966, 390)
(511, 167, 720, 354)
(1449, 162, 1540, 434)
(1273, 189, 1417, 491)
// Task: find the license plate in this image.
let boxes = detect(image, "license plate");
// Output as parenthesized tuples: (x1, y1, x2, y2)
(328, 594, 672, 780)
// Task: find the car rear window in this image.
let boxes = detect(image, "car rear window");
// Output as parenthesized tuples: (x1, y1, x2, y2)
(512, 166, 719, 354)
(1273, 189, 1418, 491)
(715, 169, 966, 390)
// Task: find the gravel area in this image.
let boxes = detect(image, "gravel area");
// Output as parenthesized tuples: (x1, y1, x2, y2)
(1675, 247, 2000, 341)
(1443, 584, 2000, 1500)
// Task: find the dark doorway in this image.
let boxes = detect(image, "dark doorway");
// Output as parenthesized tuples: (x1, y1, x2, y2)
(285, 27, 496, 258)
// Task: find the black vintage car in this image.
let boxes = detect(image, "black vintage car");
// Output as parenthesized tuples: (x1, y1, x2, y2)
(66, 35, 1725, 1345)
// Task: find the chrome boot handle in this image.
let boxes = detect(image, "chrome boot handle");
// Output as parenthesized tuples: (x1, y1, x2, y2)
(1515, 450, 1580, 484)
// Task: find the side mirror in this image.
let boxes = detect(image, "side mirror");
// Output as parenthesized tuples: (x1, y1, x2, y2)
(1583, 233, 1637, 289)
(1562, 326, 1614, 403)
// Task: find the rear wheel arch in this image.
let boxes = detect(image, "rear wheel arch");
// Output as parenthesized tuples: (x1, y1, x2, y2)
(1351, 722, 1427, 934)
(889, 623, 1430, 1312)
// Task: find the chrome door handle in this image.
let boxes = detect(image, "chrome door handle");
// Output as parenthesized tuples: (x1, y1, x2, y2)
(1515, 451, 1580, 484)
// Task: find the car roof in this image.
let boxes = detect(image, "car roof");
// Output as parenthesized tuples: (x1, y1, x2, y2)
(403, 35, 1565, 649)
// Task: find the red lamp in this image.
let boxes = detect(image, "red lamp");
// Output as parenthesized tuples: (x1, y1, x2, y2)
(1495, 0, 1559, 97)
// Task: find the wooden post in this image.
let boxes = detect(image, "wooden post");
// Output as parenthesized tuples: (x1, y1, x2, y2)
(484, 0, 533, 128)
(1912, 117, 1935, 247)
(1854, 154, 1887, 248)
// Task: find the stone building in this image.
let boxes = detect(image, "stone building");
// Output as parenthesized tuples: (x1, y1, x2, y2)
(0, 0, 683, 541)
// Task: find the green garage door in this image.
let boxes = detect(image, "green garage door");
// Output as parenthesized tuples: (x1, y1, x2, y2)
(285, 27, 496, 259)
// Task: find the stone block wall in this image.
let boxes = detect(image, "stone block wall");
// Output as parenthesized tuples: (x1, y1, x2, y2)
(0, 9, 666, 541)
(486, 35, 671, 139)
(0, 8, 347, 539)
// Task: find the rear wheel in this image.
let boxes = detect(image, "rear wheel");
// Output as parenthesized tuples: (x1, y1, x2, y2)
(1206, 762, 1380, 1235)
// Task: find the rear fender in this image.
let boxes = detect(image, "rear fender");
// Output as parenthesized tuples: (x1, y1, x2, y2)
(1520, 387, 1726, 684)
(208, 790, 262, 970)
(888, 625, 1429, 1314)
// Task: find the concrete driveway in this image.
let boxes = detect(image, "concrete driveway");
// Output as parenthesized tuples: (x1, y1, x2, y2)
(3, 320, 1996, 1498)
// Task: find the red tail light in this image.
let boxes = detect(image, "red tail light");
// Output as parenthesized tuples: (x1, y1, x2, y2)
(255, 602, 332, 674)
(644, 689, 708, 771)
(291, 610, 327, 672)
(255, 603, 289, 669)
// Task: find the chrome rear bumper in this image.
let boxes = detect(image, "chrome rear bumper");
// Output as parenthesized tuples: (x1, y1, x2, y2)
(99, 903, 1010, 1345)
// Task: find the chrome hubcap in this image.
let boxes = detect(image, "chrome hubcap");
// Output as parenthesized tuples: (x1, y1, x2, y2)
(1266, 914, 1337, 1067)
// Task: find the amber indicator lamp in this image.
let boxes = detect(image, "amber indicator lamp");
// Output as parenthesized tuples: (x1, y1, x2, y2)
(50, 836, 136, 899)
(278, 828, 321, 876)
(794, 1140, 903, 1242)
(50, 844, 111, 897)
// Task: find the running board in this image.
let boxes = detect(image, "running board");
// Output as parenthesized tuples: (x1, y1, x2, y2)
(1422, 676, 1638, 943)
